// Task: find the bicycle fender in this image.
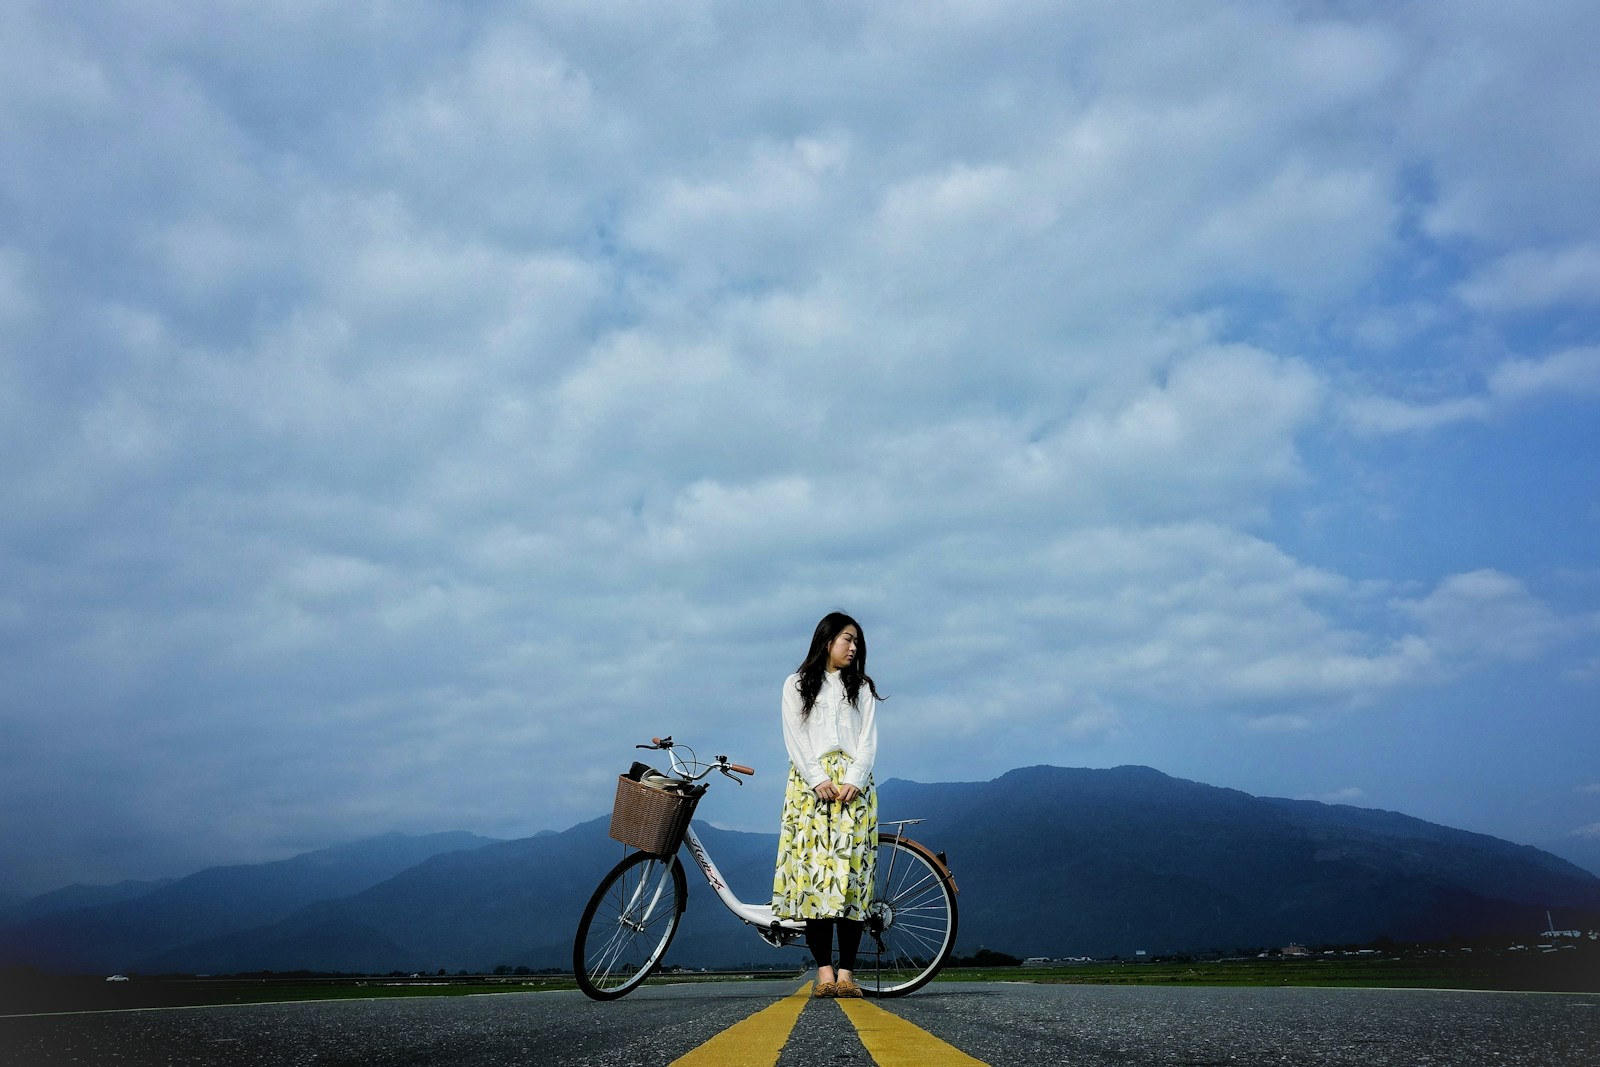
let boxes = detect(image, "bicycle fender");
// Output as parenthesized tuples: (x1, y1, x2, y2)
(876, 831, 959, 895)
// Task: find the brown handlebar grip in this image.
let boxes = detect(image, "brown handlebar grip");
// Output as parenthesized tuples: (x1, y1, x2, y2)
(651, 736, 665, 745)
(728, 763, 755, 776)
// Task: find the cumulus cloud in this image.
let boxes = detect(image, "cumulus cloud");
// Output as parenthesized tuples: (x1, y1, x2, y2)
(1, 1, 1597, 892)
(1395, 570, 1573, 664)
(1399, 2, 1600, 247)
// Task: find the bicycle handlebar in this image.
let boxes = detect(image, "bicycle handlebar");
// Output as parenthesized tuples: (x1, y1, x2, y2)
(635, 737, 754, 781)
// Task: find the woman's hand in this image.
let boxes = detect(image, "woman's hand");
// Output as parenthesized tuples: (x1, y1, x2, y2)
(815, 781, 860, 804)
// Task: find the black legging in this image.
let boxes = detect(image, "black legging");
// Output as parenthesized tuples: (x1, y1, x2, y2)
(805, 918, 864, 971)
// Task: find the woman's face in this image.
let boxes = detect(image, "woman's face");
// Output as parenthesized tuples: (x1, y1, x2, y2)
(826, 625, 860, 671)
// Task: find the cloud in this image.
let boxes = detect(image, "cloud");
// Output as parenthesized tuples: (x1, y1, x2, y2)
(1338, 394, 1490, 436)
(1490, 347, 1600, 401)
(0, 247, 33, 324)
(1247, 714, 1315, 734)
(1395, 570, 1572, 664)
(1341, 347, 1600, 435)
(1399, 3, 1600, 247)
(1458, 245, 1600, 313)
(1, 1, 1598, 894)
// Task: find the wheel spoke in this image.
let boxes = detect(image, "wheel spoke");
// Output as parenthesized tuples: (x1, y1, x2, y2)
(858, 837, 957, 997)
(573, 852, 686, 999)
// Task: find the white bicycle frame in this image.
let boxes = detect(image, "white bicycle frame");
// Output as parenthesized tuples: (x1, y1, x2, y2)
(676, 818, 930, 948)
(577, 738, 959, 1002)
(679, 823, 800, 935)
(652, 743, 802, 938)
(654, 742, 932, 948)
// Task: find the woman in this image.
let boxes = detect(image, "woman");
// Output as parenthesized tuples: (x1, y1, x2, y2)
(771, 611, 882, 998)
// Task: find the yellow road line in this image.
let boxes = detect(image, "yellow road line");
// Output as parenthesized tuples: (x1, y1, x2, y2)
(838, 996, 991, 1067)
(668, 981, 814, 1067)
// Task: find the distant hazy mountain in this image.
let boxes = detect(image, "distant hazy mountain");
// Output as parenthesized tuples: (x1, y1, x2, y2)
(879, 766, 1600, 958)
(0, 831, 498, 975)
(1537, 834, 1600, 880)
(6, 769, 1597, 975)
(136, 819, 785, 975)
(0, 878, 177, 927)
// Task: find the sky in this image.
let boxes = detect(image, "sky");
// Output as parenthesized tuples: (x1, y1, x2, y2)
(2, 1, 1598, 899)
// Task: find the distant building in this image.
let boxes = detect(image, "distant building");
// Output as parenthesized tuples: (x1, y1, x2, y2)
(1541, 910, 1584, 939)
(1282, 943, 1310, 957)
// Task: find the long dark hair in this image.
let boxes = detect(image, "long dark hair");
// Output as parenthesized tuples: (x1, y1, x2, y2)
(795, 611, 883, 717)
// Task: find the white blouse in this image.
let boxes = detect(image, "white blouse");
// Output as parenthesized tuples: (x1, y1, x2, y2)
(780, 669, 878, 791)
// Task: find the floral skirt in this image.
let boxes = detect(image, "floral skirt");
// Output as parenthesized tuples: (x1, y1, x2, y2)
(771, 751, 877, 921)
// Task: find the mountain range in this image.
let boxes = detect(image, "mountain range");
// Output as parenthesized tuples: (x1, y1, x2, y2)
(0, 830, 495, 975)
(3, 766, 1597, 976)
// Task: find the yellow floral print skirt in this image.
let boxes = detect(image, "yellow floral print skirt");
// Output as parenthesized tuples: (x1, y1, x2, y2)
(771, 751, 877, 921)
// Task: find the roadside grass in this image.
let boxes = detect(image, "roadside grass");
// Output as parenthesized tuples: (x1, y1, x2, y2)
(7, 952, 1594, 1016)
(1, 969, 803, 1016)
(1, 974, 576, 1015)
(940, 952, 1598, 993)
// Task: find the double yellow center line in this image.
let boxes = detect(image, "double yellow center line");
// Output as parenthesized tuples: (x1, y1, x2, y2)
(669, 981, 989, 1067)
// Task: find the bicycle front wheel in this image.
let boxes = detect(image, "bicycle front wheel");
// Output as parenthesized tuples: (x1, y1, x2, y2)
(573, 850, 687, 1000)
(858, 833, 959, 997)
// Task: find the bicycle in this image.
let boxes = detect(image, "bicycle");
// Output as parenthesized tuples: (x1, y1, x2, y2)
(572, 736, 960, 1000)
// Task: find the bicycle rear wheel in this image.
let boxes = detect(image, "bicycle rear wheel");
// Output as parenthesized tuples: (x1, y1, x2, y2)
(573, 850, 687, 1000)
(858, 834, 959, 997)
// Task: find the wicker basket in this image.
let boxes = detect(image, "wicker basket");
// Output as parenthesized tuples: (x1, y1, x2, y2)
(608, 774, 699, 855)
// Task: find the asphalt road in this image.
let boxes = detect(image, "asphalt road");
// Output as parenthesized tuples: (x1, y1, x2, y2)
(3, 979, 1597, 1066)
